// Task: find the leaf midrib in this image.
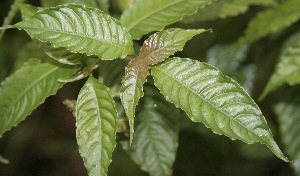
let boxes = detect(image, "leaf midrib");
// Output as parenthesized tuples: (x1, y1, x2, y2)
(2, 64, 60, 120)
(152, 66, 263, 142)
(125, 0, 185, 31)
(21, 26, 128, 52)
(87, 81, 103, 169)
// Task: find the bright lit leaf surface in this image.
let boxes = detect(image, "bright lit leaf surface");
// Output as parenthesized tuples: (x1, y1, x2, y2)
(76, 76, 117, 176)
(15, 4, 134, 60)
(151, 57, 289, 162)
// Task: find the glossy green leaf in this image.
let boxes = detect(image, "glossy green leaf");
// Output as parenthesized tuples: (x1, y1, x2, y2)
(207, 43, 255, 94)
(275, 88, 300, 174)
(259, 37, 300, 100)
(0, 59, 80, 137)
(240, 0, 300, 44)
(122, 83, 180, 176)
(140, 28, 207, 65)
(120, 0, 213, 40)
(76, 76, 117, 176)
(120, 59, 149, 144)
(151, 57, 289, 162)
(18, 4, 95, 66)
(14, 4, 134, 60)
(183, 0, 276, 22)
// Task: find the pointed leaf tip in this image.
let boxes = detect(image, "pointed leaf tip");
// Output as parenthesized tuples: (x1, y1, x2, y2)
(151, 57, 289, 162)
(120, 59, 149, 144)
(140, 28, 208, 65)
(76, 76, 117, 175)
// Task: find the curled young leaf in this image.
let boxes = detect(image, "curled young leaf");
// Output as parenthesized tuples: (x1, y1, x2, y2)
(120, 59, 149, 144)
(151, 57, 289, 162)
(14, 4, 134, 60)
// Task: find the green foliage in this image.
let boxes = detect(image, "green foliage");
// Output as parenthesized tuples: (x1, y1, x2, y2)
(1, 0, 298, 175)
(0, 59, 80, 137)
(14, 4, 134, 60)
(120, 58, 149, 143)
(183, 0, 276, 22)
(120, 0, 212, 40)
(140, 28, 207, 65)
(76, 76, 117, 176)
(122, 84, 180, 176)
(260, 32, 300, 99)
(121, 28, 206, 143)
(275, 88, 300, 175)
(240, 0, 300, 44)
(151, 58, 288, 162)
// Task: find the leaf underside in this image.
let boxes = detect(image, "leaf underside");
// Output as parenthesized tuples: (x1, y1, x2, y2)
(76, 76, 117, 176)
(260, 37, 300, 100)
(120, 59, 149, 144)
(151, 57, 288, 162)
(240, 0, 300, 44)
(0, 59, 80, 137)
(15, 4, 134, 60)
(120, 0, 213, 39)
(140, 28, 207, 65)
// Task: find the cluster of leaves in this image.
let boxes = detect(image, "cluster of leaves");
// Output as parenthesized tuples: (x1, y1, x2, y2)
(1, 0, 300, 175)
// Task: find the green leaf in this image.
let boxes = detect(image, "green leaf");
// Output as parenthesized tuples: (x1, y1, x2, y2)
(274, 88, 300, 174)
(259, 36, 300, 100)
(140, 28, 208, 65)
(120, 59, 149, 144)
(183, 0, 276, 22)
(0, 59, 80, 137)
(122, 83, 180, 176)
(18, 4, 88, 66)
(240, 0, 300, 44)
(151, 57, 289, 162)
(76, 76, 117, 176)
(120, 0, 213, 40)
(14, 4, 134, 60)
